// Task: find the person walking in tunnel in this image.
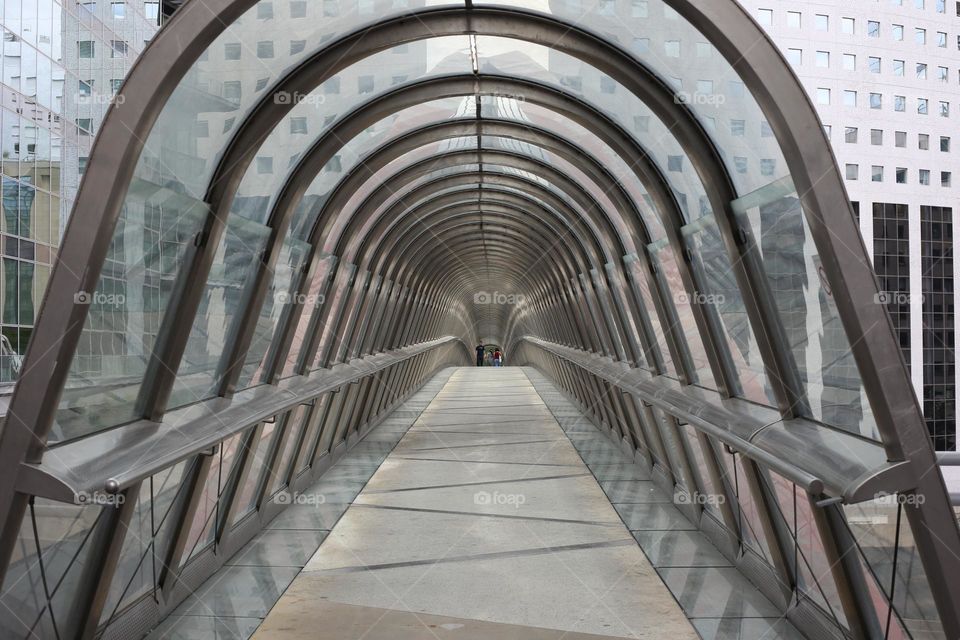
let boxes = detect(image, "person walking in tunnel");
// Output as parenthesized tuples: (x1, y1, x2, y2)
(475, 342, 485, 367)
(493, 348, 503, 367)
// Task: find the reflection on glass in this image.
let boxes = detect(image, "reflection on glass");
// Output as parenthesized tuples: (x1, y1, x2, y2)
(844, 497, 946, 639)
(682, 214, 773, 404)
(732, 177, 878, 439)
(169, 216, 271, 410)
(648, 239, 716, 389)
(0, 498, 101, 637)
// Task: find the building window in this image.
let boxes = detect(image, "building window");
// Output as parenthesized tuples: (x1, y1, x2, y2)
(872, 202, 911, 382)
(942, 171, 952, 187)
(785, 48, 801, 66)
(845, 127, 859, 143)
(918, 98, 929, 115)
(941, 136, 951, 152)
(815, 14, 829, 30)
(940, 101, 950, 117)
(224, 42, 241, 59)
(110, 40, 128, 58)
(920, 133, 931, 149)
(145, 2, 159, 20)
(871, 129, 884, 145)
(289, 117, 307, 134)
(632, 0, 649, 18)
(258, 2, 273, 18)
(938, 31, 948, 47)
(77, 118, 93, 133)
(667, 155, 684, 172)
(938, 66, 949, 82)
(896, 167, 908, 183)
(324, 77, 341, 94)
(917, 63, 928, 79)
(290, 0, 306, 17)
(894, 59, 905, 76)
(895, 95, 906, 111)
(734, 157, 748, 173)
(869, 57, 881, 73)
(257, 41, 274, 58)
(868, 20, 880, 37)
(916, 27, 926, 45)
(816, 51, 830, 67)
(79, 80, 94, 97)
(841, 17, 855, 34)
(730, 120, 745, 136)
(112, 2, 125, 18)
(787, 11, 801, 28)
(872, 166, 884, 182)
(223, 80, 241, 104)
(844, 90, 857, 107)
(600, 76, 616, 94)
(358, 75, 374, 94)
(257, 157, 273, 174)
(757, 8, 772, 26)
(760, 159, 776, 176)
(846, 164, 859, 180)
(817, 88, 831, 105)
(920, 205, 955, 450)
(843, 53, 856, 70)
(893, 24, 904, 40)
(920, 169, 931, 185)
(870, 93, 883, 109)
(78, 40, 95, 58)
(110, 79, 122, 93)
(896, 131, 907, 147)
(664, 40, 680, 57)
(290, 40, 305, 55)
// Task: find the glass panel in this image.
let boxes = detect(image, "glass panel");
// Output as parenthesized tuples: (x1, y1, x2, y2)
(233, 419, 281, 525)
(624, 253, 674, 377)
(53, 197, 208, 443)
(313, 392, 339, 457)
(268, 405, 310, 496)
(0, 499, 102, 637)
(295, 399, 327, 474)
(648, 239, 715, 389)
(474, 0, 790, 196)
(682, 214, 773, 404)
(101, 461, 188, 623)
(236, 236, 311, 389)
(282, 255, 336, 378)
(182, 430, 246, 565)
(732, 177, 878, 439)
(311, 263, 355, 370)
(844, 497, 946, 639)
(679, 424, 722, 515)
(169, 216, 271, 409)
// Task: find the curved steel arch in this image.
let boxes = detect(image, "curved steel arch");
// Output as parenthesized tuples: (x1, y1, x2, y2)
(1, 0, 956, 634)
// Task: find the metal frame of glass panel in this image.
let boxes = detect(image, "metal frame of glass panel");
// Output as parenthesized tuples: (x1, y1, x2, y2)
(0, 2, 956, 639)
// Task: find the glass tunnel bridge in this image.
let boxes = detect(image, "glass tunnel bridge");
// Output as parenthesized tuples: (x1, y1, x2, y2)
(0, 1, 956, 639)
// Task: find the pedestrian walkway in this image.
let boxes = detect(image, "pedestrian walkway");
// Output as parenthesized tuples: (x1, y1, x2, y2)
(154, 367, 803, 640)
(249, 367, 789, 639)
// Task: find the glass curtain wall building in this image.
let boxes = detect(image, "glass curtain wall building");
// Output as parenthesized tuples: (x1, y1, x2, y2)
(743, 0, 960, 451)
(0, 1, 957, 640)
(0, 0, 159, 383)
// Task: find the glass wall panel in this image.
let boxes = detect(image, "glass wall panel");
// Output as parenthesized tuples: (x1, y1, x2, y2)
(624, 254, 674, 377)
(0, 499, 102, 637)
(732, 177, 878, 439)
(182, 430, 246, 565)
(682, 214, 773, 404)
(648, 239, 715, 389)
(282, 255, 336, 378)
(53, 197, 208, 443)
(101, 461, 189, 624)
(168, 216, 271, 409)
(268, 405, 311, 496)
(236, 236, 311, 389)
(233, 420, 281, 526)
(844, 497, 946, 639)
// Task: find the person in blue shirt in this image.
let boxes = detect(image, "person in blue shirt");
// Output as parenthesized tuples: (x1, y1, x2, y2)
(475, 343, 485, 367)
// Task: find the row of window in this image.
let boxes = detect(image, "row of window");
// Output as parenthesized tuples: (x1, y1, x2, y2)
(816, 88, 953, 117)
(834, 127, 951, 152)
(77, 39, 130, 59)
(787, 49, 960, 85)
(758, 9, 953, 43)
(846, 165, 951, 186)
(78, 1, 160, 22)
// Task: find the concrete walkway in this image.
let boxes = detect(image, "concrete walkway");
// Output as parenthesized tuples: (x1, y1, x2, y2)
(253, 368, 698, 639)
